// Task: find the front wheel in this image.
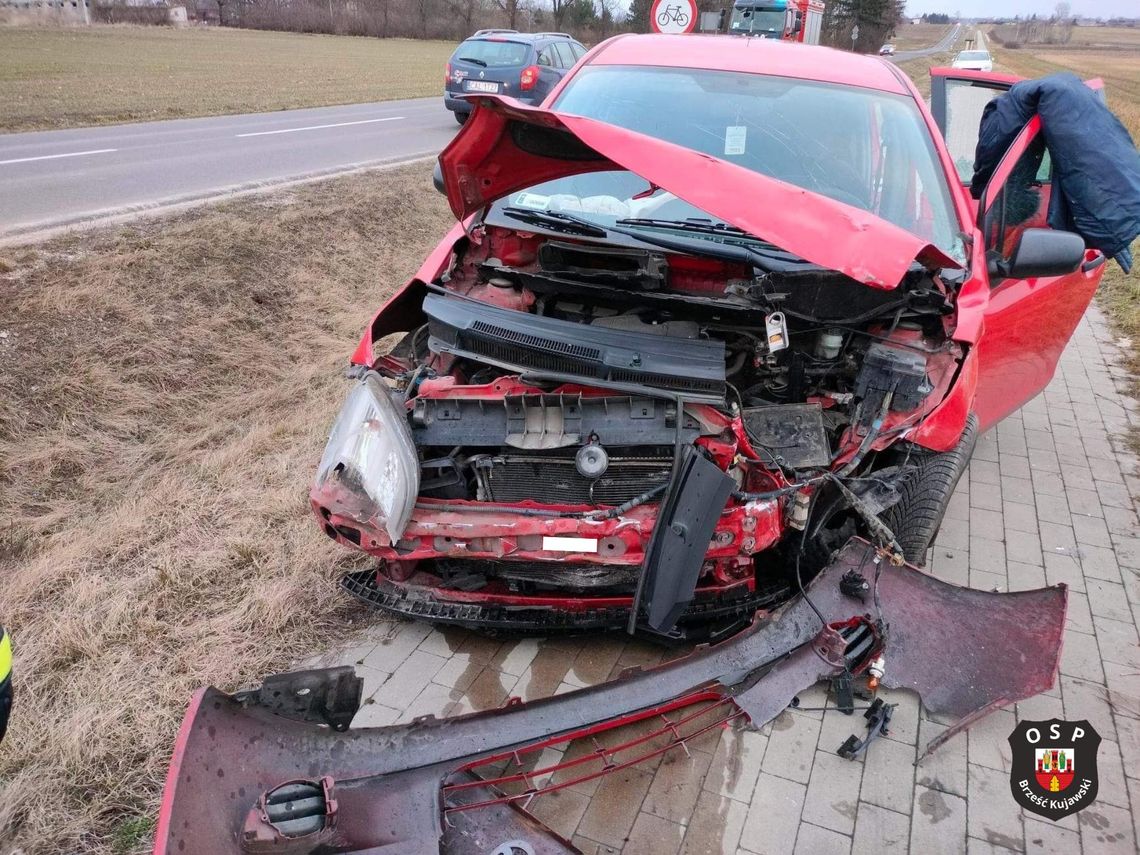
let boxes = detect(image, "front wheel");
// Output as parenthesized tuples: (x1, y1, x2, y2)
(881, 413, 979, 565)
(453, 111, 469, 125)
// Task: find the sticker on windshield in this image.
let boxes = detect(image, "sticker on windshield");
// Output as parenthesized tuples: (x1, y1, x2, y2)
(725, 126, 747, 156)
(512, 192, 551, 210)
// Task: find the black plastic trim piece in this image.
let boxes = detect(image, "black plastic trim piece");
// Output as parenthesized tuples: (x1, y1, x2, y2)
(340, 569, 790, 643)
(632, 445, 736, 634)
(233, 667, 362, 732)
(423, 292, 726, 401)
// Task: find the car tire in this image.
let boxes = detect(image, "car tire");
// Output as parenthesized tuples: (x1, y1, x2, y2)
(880, 413, 979, 566)
(454, 111, 469, 125)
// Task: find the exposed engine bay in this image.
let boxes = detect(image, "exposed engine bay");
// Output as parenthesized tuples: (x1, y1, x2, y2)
(418, 220, 958, 486)
(313, 218, 969, 639)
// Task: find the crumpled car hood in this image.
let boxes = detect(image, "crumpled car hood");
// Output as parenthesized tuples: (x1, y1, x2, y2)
(439, 95, 962, 289)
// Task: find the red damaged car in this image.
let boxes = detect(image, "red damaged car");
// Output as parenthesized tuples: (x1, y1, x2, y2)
(311, 36, 1105, 641)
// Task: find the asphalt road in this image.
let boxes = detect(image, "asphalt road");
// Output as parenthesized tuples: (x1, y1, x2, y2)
(890, 22, 963, 62)
(0, 97, 455, 239)
(0, 25, 968, 242)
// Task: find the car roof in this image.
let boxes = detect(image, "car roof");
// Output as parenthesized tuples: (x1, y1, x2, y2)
(587, 34, 912, 96)
(463, 31, 577, 44)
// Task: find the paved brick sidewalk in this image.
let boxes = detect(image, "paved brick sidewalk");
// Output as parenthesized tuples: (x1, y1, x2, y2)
(313, 305, 1139, 855)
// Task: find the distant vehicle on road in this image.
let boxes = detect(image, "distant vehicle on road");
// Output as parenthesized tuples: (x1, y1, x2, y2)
(728, 0, 824, 43)
(952, 49, 993, 71)
(879, 43, 896, 55)
(444, 30, 587, 125)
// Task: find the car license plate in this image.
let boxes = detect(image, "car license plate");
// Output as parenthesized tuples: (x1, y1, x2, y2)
(542, 536, 598, 553)
(465, 80, 500, 94)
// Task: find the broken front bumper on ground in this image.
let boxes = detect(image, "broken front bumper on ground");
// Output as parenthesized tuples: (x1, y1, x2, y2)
(154, 539, 1067, 855)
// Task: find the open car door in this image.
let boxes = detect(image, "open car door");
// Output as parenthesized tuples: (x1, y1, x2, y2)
(931, 69, 1024, 194)
(931, 68, 1108, 429)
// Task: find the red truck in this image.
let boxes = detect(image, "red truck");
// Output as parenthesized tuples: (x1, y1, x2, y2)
(728, 0, 824, 42)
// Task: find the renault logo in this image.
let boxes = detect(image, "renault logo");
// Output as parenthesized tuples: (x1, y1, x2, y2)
(479, 70, 485, 79)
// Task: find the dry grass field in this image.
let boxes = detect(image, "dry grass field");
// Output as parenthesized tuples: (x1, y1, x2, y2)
(989, 37, 1140, 133)
(896, 46, 957, 99)
(993, 23, 1140, 50)
(889, 22, 951, 51)
(0, 26, 456, 132)
(0, 162, 455, 853)
(989, 36, 1140, 444)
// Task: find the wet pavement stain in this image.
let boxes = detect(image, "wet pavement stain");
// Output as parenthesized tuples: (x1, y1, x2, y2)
(917, 774, 948, 791)
(515, 639, 575, 701)
(1082, 810, 1110, 830)
(918, 788, 952, 824)
(834, 799, 858, 820)
(985, 829, 1022, 850)
(1082, 811, 1128, 845)
(718, 727, 745, 795)
(771, 711, 796, 731)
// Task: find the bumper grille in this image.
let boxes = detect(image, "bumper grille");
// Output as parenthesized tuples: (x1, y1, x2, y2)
(484, 452, 673, 505)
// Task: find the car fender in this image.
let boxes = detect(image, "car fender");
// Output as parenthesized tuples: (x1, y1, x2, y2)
(906, 345, 978, 452)
(349, 222, 466, 367)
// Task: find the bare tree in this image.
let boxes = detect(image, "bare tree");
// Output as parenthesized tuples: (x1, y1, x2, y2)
(596, 0, 620, 38)
(550, 0, 571, 29)
(445, 0, 483, 37)
(414, 0, 434, 37)
(495, 0, 521, 28)
(375, 0, 391, 36)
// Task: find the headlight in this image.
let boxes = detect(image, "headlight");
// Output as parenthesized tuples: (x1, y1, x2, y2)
(313, 373, 419, 543)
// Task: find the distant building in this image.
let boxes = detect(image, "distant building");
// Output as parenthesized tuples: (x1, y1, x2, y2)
(0, 0, 89, 23)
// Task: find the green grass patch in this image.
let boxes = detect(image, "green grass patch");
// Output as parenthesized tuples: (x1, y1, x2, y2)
(111, 816, 155, 855)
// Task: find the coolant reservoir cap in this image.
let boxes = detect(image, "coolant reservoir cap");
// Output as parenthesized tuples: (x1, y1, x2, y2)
(575, 444, 609, 479)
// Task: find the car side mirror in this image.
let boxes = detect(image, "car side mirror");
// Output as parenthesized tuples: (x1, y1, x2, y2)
(988, 228, 1085, 280)
(432, 162, 447, 195)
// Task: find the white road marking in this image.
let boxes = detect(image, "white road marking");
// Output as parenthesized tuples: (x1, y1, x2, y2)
(0, 148, 117, 166)
(236, 117, 405, 138)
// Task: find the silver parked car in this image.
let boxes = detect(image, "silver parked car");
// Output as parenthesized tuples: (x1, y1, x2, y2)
(951, 49, 993, 72)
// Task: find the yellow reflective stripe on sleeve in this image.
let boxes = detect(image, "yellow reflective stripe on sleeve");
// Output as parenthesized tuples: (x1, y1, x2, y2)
(0, 629, 11, 684)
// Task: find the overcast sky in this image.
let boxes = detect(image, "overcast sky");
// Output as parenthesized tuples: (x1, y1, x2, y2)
(903, 0, 1138, 17)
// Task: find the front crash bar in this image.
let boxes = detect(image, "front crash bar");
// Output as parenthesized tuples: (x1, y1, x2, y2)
(154, 538, 1066, 855)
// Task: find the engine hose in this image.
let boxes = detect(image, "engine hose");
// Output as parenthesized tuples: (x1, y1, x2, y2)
(732, 475, 827, 502)
(586, 484, 669, 520)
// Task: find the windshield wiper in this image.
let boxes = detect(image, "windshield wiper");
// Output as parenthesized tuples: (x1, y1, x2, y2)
(618, 217, 758, 239)
(501, 207, 609, 238)
(457, 56, 488, 66)
(616, 218, 817, 271)
(499, 207, 796, 273)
